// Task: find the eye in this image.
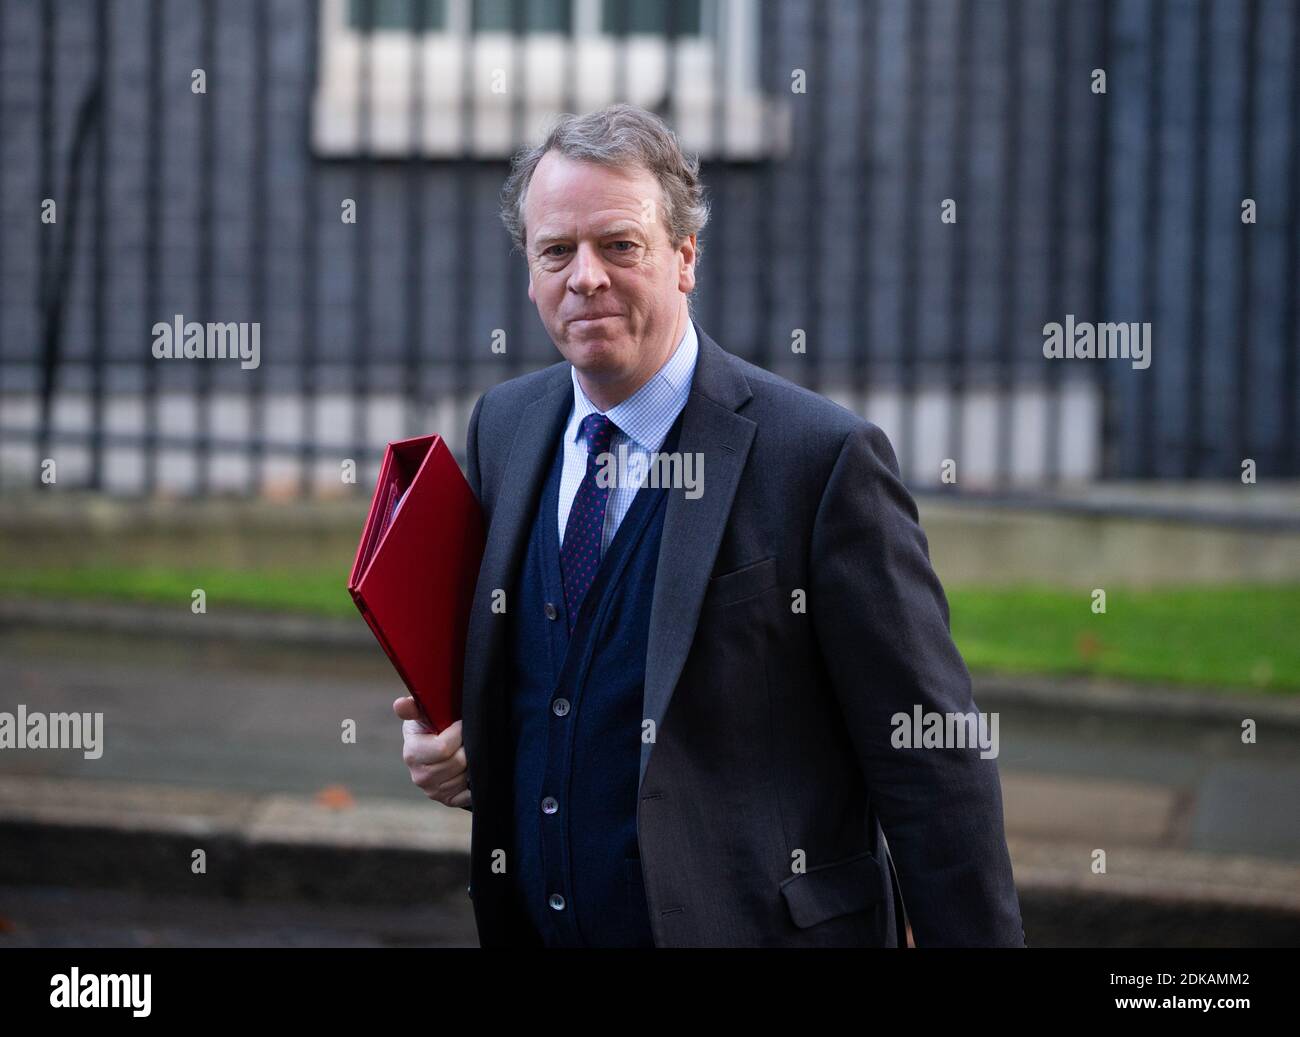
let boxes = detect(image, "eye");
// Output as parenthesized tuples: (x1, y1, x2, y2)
(542, 245, 569, 258)
(609, 241, 638, 252)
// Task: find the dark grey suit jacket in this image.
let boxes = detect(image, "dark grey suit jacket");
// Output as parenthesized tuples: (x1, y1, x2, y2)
(458, 319, 1025, 948)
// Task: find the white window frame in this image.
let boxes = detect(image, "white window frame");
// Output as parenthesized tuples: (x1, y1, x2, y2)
(312, 0, 792, 159)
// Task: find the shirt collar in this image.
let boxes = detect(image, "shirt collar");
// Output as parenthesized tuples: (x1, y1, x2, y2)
(568, 316, 698, 452)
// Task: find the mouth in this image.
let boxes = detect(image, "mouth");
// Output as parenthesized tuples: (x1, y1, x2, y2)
(569, 314, 621, 324)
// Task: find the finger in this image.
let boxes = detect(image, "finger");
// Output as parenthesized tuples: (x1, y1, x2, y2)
(401, 716, 439, 745)
(438, 719, 463, 751)
(403, 729, 454, 766)
(400, 722, 441, 753)
(422, 747, 468, 784)
(403, 718, 442, 745)
(412, 754, 465, 788)
(432, 772, 469, 800)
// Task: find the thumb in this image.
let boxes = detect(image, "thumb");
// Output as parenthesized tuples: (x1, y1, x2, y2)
(393, 695, 432, 729)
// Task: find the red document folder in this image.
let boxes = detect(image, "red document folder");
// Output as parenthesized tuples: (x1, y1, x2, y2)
(347, 434, 485, 733)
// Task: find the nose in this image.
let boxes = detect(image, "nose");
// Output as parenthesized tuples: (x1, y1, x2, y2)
(567, 240, 610, 296)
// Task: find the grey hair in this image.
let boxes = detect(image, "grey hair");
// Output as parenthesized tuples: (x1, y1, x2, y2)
(499, 103, 710, 275)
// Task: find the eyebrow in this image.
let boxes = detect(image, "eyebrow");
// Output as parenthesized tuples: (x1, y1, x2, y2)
(532, 223, 645, 248)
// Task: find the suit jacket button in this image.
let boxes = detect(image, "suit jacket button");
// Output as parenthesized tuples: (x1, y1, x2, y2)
(544, 602, 558, 620)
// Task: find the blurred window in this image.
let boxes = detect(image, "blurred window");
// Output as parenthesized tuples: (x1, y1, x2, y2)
(346, 0, 450, 31)
(599, 1, 703, 36)
(343, 1, 704, 36)
(316, 0, 789, 158)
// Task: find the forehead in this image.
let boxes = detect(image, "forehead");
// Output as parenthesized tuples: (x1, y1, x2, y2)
(525, 152, 665, 240)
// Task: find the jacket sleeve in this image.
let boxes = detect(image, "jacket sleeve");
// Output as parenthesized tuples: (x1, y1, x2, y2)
(807, 422, 1025, 947)
(465, 391, 485, 505)
(457, 391, 488, 814)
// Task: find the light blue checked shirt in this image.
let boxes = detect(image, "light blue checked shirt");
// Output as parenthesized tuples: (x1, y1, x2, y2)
(558, 318, 698, 553)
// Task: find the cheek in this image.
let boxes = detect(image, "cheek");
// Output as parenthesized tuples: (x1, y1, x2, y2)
(614, 268, 656, 307)
(533, 275, 563, 310)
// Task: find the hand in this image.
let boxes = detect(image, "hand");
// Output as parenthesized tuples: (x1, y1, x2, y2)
(393, 696, 471, 810)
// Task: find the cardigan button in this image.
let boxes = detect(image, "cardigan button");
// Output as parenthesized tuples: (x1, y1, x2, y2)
(552, 697, 570, 717)
(541, 796, 559, 815)
(544, 602, 558, 620)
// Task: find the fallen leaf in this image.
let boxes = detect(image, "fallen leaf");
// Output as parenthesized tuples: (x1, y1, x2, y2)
(314, 785, 356, 810)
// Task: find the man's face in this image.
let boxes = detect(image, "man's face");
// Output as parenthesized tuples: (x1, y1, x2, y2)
(525, 151, 696, 399)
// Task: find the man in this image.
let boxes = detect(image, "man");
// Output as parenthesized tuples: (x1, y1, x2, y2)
(396, 103, 1025, 948)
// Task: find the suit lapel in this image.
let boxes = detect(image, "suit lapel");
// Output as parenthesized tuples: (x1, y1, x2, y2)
(639, 323, 755, 790)
(462, 371, 571, 775)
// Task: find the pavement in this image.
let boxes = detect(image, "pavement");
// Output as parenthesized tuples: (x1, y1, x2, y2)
(1, 603, 1299, 946)
(0, 885, 479, 948)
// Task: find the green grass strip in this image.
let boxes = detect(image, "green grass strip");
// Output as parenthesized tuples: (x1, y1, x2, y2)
(0, 567, 1295, 693)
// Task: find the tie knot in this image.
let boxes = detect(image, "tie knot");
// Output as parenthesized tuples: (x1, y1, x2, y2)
(579, 413, 618, 455)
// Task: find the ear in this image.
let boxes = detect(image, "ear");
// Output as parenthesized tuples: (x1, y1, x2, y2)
(527, 260, 536, 304)
(677, 233, 697, 295)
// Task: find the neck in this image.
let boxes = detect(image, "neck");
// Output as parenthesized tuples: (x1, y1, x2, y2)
(577, 302, 688, 412)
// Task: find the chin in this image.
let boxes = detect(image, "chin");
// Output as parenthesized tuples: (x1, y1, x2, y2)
(565, 333, 625, 369)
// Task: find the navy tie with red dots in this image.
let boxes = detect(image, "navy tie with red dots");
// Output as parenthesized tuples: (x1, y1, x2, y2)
(560, 413, 619, 632)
